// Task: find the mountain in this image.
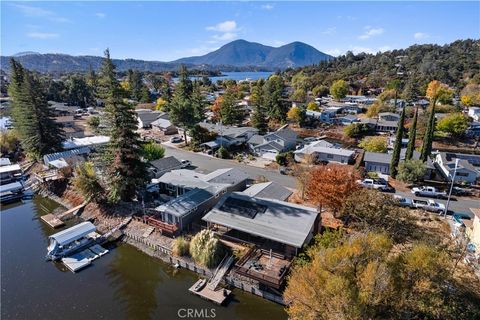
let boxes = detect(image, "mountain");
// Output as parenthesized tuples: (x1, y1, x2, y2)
(174, 40, 332, 68)
(0, 39, 332, 73)
(13, 51, 41, 57)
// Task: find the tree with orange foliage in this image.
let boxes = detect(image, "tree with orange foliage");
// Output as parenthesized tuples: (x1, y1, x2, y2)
(210, 96, 222, 123)
(305, 164, 360, 215)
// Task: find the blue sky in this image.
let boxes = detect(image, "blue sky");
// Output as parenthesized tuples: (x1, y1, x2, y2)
(1, 1, 479, 61)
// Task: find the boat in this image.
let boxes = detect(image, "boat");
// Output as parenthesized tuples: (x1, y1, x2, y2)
(0, 181, 24, 204)
(46, 222, 98, 261)
(193, 279, 207, 292)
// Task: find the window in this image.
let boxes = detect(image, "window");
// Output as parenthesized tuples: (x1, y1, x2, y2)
(327, 154, 334, 159)
(456, 172, 469, 177)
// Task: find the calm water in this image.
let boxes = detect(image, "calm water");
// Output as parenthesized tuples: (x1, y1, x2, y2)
(1, 196, 287, 320)
(208, 72, 273, 82)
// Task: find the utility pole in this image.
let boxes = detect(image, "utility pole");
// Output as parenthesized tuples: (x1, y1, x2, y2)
(444, 158, 459, 218)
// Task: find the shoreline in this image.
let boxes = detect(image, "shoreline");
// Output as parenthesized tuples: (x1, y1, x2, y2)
(39, 191, 286, 307)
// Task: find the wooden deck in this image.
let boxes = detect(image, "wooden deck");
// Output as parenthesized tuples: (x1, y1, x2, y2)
(40, 214, 65, 228)
(188, 279, 231, 305)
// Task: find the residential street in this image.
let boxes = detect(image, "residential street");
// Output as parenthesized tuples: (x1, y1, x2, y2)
(164, 145, 478, 217)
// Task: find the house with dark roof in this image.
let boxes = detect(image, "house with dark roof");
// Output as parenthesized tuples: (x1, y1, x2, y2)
(434, 152, 480, 184)
(364, 150, 434, 177)
(242, 182, 292, 201)
(136, 110, 168, 129)
(251, 126, 298, 158)
(378, 112, 400, 122)
(151, 118, 177, 135)
(148, 156, 183, 178)
(199, 122, 258, 149)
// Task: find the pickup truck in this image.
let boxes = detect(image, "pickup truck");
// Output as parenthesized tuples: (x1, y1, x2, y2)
(411, 199, 445, 213)
(358, 178, 389, 191)
(411, 186, 447, 199)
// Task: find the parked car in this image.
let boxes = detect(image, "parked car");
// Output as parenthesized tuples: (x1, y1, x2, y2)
(358, 178, 389, 191)
(303, 137, 319, 143)
(393, 195, 413, 208)
(180, 159, 191, 168)
(451, 186, 471, 196)
(170, 136, 183, 143)
(411, 186, 447, 199)
(411, 199, 445, 213)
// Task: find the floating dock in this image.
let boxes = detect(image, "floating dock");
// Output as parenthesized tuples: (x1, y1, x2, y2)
(61, 244, 109, 273)
(188, 279, 231, 305)
(40, 214, 65, 228)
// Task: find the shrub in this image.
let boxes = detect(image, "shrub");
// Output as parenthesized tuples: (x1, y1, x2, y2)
(189, 229, 226, 268)
(73, 162, 104, 201)
(344, 123, 372, 138)
(276, 151, 294, 166)
(216, 146, 230, 159)
(142, 142, 165, 161)
(358, 136, 387, 152)
(397, 159, 426, 183)
(172, 236, 190, 257)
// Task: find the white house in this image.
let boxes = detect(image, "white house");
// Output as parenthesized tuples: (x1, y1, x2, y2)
(294, 140, 354, 164)
(434, 152, 480, 184)
(468, 107, 480, 122)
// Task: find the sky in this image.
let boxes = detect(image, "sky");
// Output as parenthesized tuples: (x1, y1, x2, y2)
(1, 1, 479, 61)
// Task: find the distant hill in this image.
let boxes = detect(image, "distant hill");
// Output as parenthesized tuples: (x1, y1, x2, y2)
(174, 40, 332, 68)
(0, 39, 332, 73)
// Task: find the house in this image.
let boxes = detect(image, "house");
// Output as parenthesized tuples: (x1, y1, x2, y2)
(468, 107, 480, 122)
(433, 152, 480, 184)
(43, 147, 91, 167)
(62, 126, 86, 139)
(242, 181, 293, 201)
(342, 104, 363, 114)
(376, 119, 398, 132)
(387, 137, 409, 149)
(151, 118, 178, 135)
(136, 110, 167, 129)
(338, 114, 360, 125)
(148, 167, 249, 233)
(378, 112, 400, 122)
(294, 140, 354, 164)
(0, 164, 22, 184)
(305, 110, 334, 123)
(413, 99, 430, 109)
(203, 192, 320, 257)
(199, 122, 258, 149)
(62, 135, 110, 150)
(466, 122, 480, 137)
(251, 126, 297, 158)
(364, 150, 435, 176)
(246, 134, 264, 152)
(55, 116, 75, 128)
(148, 156, 183, 178)
(466, 208, 480, 252)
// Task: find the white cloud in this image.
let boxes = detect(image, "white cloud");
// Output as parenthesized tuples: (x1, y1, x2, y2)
(358, 26, 384, 40)
(322, 27, 336, 35)
(206, 20, 237, 33)
(325, 48, 342, 56)
(95, 12, 106, 18)
(13, 4, 70, 23)
(27, 32, 59, 39)
(261, 4, 274, 10)
(414, 32, 429, 40)
(351, 46, 375, 54)
(378, 45, 392, 52)
(212, 32, 238, 41)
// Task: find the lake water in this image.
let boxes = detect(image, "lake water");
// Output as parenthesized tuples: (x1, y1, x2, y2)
(0, 196, 287, 320)
(208, 72, 273, 82)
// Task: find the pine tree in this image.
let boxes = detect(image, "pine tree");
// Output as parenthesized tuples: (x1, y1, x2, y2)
(250, 80, 268, 134)
(191, 80, 206, 122)
(99, 49, 147, 202)
(220, 84, 242, 125)
(405, 107, 418, 161)
(169, 65, 202, 144)
(420, 105, 435, 162)
(390, 107, 405, 178)
(8, 59, 63, 159)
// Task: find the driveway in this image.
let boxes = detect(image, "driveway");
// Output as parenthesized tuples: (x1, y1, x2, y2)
(163, 145, 297, 188)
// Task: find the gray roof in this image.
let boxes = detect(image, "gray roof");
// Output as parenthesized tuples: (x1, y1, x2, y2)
(376, 120, 398, 128)
(149, 156, 182, 172)
(199, 122, 258, 139)
(438, 152, 480, 172)
(0, 181, 23, 193)
(299, 146, 354, 157)
(253, 141, 284, 152)
(156, 187, 216, 218)
(137, 111, 164, 126)
(203, 192, 318, 248)
(247, 134, 264, 146)
(266, 127, 297, 141)
(379, 112, 400, 118)
(156, 169, 212, 190)
(203, 168, 249, 185)
(242, 182, 292, 201)
(151, 118, 173, 128)
(49, 222, 96, 246)
(43, 147, 91, 165)
(364, 150, 434, 168)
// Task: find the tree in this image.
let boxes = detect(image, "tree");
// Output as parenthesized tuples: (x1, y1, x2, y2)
(312, 85, 329, 97)
(73, 162, 104, 202)
(0, 129, 20, 156)
(216, 146, 230, 159)
(141, 142, 165, 161)
(358, 136, 387, 152)
(65, 74, 93, 108)
(292, 88, 307, 102)
(460, 83, 480, 106)
(219, 84, 242, 125)
(263, 75, 287, 122)
(189, 229, 226, 268)
(306, 102, 320, 111)
(387, 79, 402, 110)
(8, 59, 64, 159)
(306, 164, 360, 214)
(405, 107, 418, 161)
(396, 159, 426, 183)
(436, 112, 470, 137)
(87, 116, 100, 133)
(99, 49, 147, 202)
(155, 97, 167, 111)
(189, 124, 217, 147)
(287, 105, 303, 124)
(330, 80, 348, 100)
(390, 107, 406, 178)
(172, 236, 190, 257)
(250, 80, 269, 134)
(420, 104, 436, 162)
(344, 123, 371, 138)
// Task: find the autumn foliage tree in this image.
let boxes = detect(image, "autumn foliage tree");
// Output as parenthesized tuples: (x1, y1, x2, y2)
(306, 164, 360, 214)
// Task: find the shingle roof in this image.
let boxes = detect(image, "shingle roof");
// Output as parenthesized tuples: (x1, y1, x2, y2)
(253, 141, 284, 152)
(242, 182, 292, 201)
(203, 168, 249, 185)
(151, 118, 173, 129)
(199, 122, 258, 138)
(149, 156, 182, 172)
(136, 111, 164, 126)
(202, 192, 318, 248)
(247, 134, 264, 146)
(266, 127, 297, 141)
(156, 187, 216, 218)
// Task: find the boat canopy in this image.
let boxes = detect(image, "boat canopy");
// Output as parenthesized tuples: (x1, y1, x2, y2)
(0, 181, 23, 193)
(49, 222, 96, 246)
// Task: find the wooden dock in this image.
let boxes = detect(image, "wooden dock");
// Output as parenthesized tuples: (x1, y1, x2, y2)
(188, 279, 231, 305)
(40, 214, 65, 228)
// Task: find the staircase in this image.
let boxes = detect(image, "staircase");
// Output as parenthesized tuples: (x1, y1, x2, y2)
(207, 255, 234, 290)
(142, 226, 155, 238)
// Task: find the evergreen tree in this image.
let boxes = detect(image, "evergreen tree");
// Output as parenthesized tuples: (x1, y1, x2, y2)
(420, 105, 436, 162)
(87, 64, 98, 98)
(250, 80, 268, 134)
(191, 80, 206, 122)
(99, 49, 147, 202)
(405, 107, 418, 161)
(169, 65, 202, 144)
(390, 106, 406, 178)
(263, 75, 287, 122)
(219, 84, 242, 125)
(8, 59, 63, 159)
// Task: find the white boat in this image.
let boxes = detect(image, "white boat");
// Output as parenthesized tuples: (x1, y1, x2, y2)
(46, 222, 97, 260)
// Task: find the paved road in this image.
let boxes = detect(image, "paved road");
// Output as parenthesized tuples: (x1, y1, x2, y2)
(164, 145, 297, 188)
(164, 145, 478, 216)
